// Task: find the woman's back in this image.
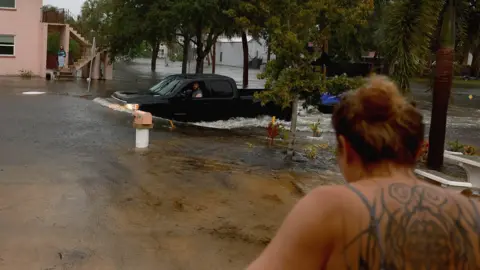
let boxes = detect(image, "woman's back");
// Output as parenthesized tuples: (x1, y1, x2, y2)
(247, 76, 480, 270)
(325, 178, 480, 269)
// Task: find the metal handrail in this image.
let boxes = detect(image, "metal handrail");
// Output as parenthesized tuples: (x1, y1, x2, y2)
(41, 7, 74, 24)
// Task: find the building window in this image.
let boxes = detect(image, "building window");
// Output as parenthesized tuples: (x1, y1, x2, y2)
(0, 0, 15, 8)
(0, 35, 14, 56)
(220, 52, 223, 62)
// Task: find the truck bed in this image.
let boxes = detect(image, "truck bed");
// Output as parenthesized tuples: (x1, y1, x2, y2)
(237, 88, 266, 97)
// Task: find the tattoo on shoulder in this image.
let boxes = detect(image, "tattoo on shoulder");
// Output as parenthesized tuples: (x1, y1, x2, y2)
(343, 183, 480, 269)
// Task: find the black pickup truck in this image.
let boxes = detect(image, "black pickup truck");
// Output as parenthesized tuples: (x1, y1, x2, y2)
(112, 74, 292, 122)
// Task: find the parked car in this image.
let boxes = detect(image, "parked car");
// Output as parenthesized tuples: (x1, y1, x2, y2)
(112, 74, 292, 122)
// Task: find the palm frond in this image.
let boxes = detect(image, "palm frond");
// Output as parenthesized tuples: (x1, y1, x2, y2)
(382, 0, 444, 93)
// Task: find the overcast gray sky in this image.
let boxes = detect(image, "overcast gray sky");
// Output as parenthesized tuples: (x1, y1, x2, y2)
(43, 0, 85, 16)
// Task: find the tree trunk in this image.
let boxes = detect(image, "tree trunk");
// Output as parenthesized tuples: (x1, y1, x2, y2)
(150, 40, 159, 72)
(241, 31, 249, 88)
(427, 0, 455, 170)
(286, 94, 299, 160)
(181, 34, 189, 74)
(471, 49, 480, 77)
(461, 43, 471, 66)
(267, 44, 271, 62)
(212, 43, 216, 74)
(196, 56, 204, 74)
(195, 30, 205, 74)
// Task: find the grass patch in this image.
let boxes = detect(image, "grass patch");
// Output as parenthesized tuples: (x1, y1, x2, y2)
(412, 77, 480, 89)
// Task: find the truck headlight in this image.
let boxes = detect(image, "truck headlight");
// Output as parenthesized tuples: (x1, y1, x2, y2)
(125, 104, 139, 110)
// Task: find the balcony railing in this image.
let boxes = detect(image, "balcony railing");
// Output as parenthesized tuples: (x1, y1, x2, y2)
(41, 7, 74, 24)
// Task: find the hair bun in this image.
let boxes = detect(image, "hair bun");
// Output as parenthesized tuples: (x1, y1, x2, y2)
(356, 76, 404, 123)
(331, 75, 425, 166)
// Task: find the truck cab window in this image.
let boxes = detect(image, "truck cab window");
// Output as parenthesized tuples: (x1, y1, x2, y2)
(183, 81, 208, 98)
(209, 80, 233, 98)
(149, 77, 182, 96)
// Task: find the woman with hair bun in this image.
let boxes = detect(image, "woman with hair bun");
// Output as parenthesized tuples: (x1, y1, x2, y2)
(248, 76, 480, 270)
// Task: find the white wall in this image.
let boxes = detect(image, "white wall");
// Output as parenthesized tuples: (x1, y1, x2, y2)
(215, 38, 270, 67)
(216, 41, 242, 67)
(158, 44, 168, 59)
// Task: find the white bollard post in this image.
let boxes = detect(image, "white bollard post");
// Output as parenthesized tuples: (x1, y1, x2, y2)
(135, 128, 149, 148)
(133, 111, 153, 149)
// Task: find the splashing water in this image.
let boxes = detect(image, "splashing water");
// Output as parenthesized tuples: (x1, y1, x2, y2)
(193, 105, 335, 133)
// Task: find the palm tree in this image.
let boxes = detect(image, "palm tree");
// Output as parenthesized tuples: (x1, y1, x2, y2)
(427, 0, 456, 169)
(381, 0, 478, 169)
(381, 0, 444, 93)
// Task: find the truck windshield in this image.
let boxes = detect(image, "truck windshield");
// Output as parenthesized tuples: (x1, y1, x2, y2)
(149, 77, 182, 96)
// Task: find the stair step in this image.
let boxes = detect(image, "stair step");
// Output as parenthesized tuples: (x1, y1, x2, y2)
(58, 71, 74, 75)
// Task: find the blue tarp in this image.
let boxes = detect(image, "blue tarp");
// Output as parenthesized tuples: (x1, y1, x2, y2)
(320, 93, 340, 106)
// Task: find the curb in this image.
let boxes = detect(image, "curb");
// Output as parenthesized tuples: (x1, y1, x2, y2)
(93, 97, 135, 115)
(92, 97, 195, 129)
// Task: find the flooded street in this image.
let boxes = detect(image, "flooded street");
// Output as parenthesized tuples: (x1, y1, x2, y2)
(0, 92, 322, 269)
(0, 59, 477, 269)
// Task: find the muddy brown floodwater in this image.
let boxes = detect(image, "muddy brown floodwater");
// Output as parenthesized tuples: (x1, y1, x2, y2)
(0, 92, 346, 269)
(102, 135, 343, 270)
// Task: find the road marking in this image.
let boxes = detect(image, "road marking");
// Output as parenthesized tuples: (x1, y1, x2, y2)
(22, 91, 46, 95)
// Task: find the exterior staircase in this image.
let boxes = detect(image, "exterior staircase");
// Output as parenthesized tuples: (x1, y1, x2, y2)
(56, 25, 97, 80)
(68, 25, 91, 47)
(42, 9, 107, 80)
(53, 25, 110, 81)
(69, 25, 95, 73)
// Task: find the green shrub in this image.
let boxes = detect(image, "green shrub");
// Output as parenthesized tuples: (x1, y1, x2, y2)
(447, 140, 477, 156)
(302, 75, 364, 108)
(325, 74, 364, 95)
(448, 140, 465, 152)
(304, 145, 318, 159)
(308, 119, 321, 137)
(278, 124, 289, 140)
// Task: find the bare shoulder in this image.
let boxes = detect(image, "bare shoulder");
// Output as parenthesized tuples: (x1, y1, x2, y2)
(298, 185, 365, 228)
(304, 185, 358, 213)
(268, 184, 360, 243)
(307, 184, 353, 203)
(246, 185, 355, 270)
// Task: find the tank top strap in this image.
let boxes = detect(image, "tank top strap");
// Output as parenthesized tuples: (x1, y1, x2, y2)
(345, 184, 386, 269)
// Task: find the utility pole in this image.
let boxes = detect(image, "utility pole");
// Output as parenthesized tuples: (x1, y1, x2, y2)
(87, 36, 96, 92)
(212, 43, 216, 74)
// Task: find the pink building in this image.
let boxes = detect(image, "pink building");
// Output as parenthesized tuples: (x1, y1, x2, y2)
(0, 0, 47, 77)
(0, 0, 112, 79)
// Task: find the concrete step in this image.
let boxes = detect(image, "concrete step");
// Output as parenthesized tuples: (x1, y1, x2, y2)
(56, 71, 75, 80)
(57, 75, 75, 79)
(56, 77, 76, 81)
(68, 26, 91, 46)
(58, 70, 73, 74)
